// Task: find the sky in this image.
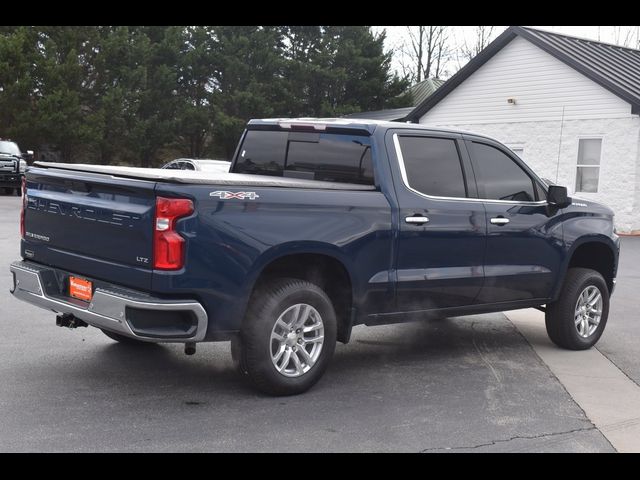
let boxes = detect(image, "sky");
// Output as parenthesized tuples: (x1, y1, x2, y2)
(375, 26, 640, 79)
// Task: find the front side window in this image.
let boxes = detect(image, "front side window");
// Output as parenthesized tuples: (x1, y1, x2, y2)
(397, 136, 467, 198)
(575, 138, 601, 193)
(469, 141, 536, 202)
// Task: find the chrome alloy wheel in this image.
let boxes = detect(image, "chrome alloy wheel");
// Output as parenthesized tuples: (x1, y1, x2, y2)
(270, 303, 325, 378)
(574, 285, 603, 338)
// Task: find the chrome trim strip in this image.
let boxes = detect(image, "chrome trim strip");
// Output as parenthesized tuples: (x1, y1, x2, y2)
(392, 133, 547, 206)
(368, 271, 391, 284)
(397, 266, 484, 282)
(10, 261, 208, 343)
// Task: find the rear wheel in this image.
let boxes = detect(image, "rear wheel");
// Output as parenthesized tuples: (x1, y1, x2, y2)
(545, 268, 609, 350)
(101, 328, 152, 346)
(234, 278, 337, 395)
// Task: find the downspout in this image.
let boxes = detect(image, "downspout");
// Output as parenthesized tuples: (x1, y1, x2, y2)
(555, 106, 566, 184)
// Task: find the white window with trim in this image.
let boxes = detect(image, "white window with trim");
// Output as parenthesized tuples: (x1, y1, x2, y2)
(575, 138, 602, 193)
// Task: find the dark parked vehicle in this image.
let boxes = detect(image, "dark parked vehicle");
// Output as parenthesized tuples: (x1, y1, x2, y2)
(0, 139, 32, 195)
(10, 118, 619, 395)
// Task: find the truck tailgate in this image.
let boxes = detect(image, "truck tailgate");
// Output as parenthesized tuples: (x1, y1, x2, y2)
(23, 166, 157, 291)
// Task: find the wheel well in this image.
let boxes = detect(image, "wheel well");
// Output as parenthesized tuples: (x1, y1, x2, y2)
(568, 242, 615, 292)
(254, 253, 353, 343)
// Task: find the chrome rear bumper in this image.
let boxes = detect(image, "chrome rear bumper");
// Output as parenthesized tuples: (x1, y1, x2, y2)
(10, 260, 208, 342)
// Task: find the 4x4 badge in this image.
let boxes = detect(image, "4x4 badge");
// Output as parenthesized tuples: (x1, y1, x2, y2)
(210, 191, 260, 200)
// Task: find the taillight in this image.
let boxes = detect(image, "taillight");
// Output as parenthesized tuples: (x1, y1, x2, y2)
(20, 176, 26, 239)
(153, 196, 194, 270)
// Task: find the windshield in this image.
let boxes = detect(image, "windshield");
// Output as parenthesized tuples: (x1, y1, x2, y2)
(0, 141, 21, 156)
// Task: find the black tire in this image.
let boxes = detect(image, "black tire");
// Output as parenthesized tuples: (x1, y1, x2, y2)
(15, 186, 21, 196)
(101, 328, 153, 346)
(545, 267, 609, 350)
(235, 278, 337, 396)
(230, 334, 248, 375)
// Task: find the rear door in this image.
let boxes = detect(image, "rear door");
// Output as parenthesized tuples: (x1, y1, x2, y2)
(464, 136, 563, 303)
(23, 166, 157, 290)
(389, 130, 486, 311)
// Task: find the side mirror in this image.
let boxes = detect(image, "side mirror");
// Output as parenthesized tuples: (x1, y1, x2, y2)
(548, 185, 572, 208)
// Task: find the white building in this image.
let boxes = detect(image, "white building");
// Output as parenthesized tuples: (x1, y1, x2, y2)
(407, 26, 640, 232)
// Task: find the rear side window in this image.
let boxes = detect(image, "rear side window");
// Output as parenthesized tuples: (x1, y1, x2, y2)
(469, 142, 536, 202)
(234, 131, 288, 176)
(397, 136, 467, 198)
(233, 130, 374, 185)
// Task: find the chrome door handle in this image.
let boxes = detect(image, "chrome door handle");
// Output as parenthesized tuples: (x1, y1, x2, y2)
(405, 216, 429, 225)
(490, 217, 510, 225)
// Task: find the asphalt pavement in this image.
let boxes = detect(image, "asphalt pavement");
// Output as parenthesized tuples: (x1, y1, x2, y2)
(0, 194, 636, 452)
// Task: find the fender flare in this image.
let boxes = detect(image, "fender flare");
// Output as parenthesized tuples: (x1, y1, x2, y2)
(551, 234, 618, 301)
(236, 242, 357, 325)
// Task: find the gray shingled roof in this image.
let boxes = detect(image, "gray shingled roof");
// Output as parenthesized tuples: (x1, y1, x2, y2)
(410, 78, 446, 106)
(342, 107, 415, 121)
(407, 26, 640, 121)
(343, 78, 445, 121)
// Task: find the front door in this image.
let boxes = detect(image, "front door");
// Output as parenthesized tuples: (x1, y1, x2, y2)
(464, 136, 564, 303)
(390, 131, 486, 312)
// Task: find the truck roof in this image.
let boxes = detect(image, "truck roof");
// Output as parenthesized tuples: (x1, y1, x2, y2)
(248, 118, 498, 142)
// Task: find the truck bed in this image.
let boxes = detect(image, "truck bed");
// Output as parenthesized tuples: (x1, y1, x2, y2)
(34, 162, 375, 191)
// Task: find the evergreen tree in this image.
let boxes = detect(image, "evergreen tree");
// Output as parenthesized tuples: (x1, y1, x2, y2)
(211, 26, 288, 157)
(125, 26, 182, 167)
(0, 26, 410, 165)
(0, 27, 41, 151)
(33, 26, 101, 162)
(175, 26, 218, 159)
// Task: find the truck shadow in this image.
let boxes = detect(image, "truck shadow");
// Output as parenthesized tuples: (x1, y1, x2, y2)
(32, 313, 532, 399)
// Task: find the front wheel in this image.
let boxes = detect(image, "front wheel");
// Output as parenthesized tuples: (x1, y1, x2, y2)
(545, 268, 609, 350)
(235, 278, 337, 395)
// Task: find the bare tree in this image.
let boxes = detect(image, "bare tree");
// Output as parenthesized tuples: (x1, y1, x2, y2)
(460, 26, 496, 61)
(610, 26, 638, 48)
(396, 26, 451, 83)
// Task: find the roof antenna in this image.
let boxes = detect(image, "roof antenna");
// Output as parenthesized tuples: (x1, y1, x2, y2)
(555, 106, 566, 184)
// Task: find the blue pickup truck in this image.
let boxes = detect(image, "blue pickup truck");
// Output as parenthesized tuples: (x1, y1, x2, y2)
(10, 118, 620, 395)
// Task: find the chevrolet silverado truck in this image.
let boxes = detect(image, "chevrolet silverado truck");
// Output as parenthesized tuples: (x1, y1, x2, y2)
(10, 118, 620, 395)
